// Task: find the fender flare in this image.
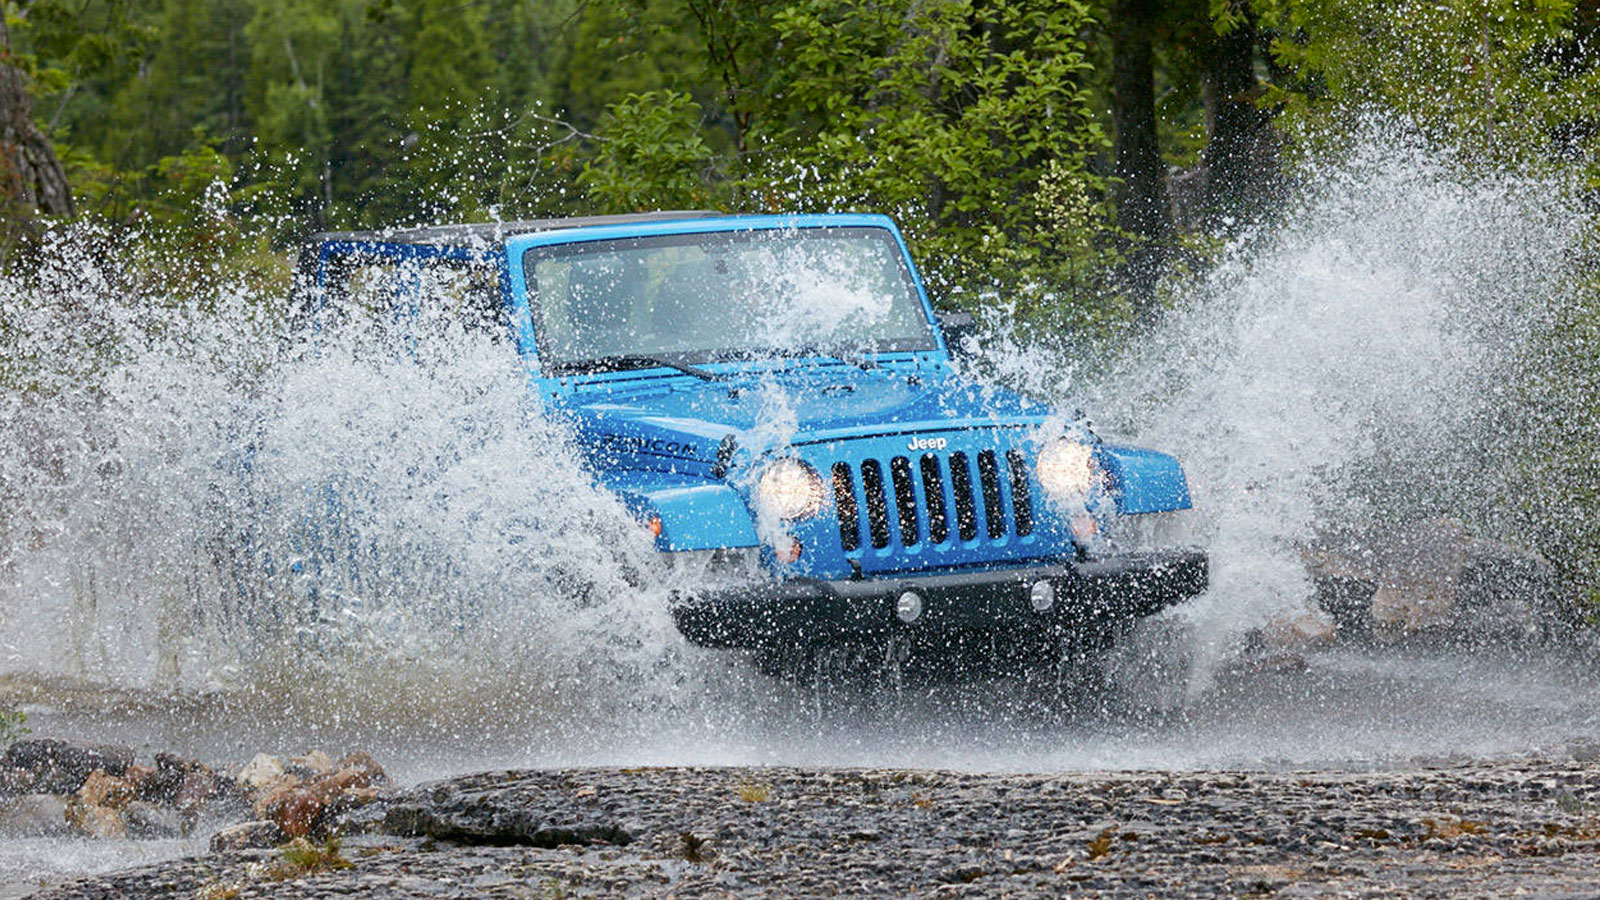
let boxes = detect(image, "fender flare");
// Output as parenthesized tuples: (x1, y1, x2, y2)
(1100, 444, 1194, 515)
(601, 472, 760, 551)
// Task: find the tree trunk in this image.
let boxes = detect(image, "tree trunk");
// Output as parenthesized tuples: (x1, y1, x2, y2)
(1110, 0, 1169, 309)
(1199, 15, 1276, 226)
(0, 6, 74, 218)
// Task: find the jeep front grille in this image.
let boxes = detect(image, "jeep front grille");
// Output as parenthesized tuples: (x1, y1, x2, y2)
(832, 450, 1034, 552)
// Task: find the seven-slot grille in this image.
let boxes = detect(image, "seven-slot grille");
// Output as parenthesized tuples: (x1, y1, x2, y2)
(832, 449, 1035, 551)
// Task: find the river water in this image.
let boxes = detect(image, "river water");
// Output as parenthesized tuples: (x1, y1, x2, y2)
(1, 132, 1597, 888)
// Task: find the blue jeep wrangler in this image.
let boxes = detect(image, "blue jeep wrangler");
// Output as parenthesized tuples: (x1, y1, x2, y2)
(299, 212, 1206, 678)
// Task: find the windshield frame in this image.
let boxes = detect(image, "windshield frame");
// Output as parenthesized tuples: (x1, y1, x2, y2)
(510, 217, 944, 376)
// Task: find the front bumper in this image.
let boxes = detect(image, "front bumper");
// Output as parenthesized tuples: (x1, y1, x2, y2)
(671, 548, 1208, 649)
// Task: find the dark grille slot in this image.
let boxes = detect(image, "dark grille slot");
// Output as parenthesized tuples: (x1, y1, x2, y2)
(860, 460, 892, 549)
(889, 456, 920, 545)
(1007, 449, 1034, 536)
(949, 452, 978, 541)
(920, 453, 949, 544)
(832, 462, 861, 551)
(977, 450, 1006, 538)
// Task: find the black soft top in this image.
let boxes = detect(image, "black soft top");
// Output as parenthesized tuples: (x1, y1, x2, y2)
(310, 210, 722, 249)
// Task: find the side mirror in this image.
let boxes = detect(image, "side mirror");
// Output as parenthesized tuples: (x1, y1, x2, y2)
(936, 309, 978, 356)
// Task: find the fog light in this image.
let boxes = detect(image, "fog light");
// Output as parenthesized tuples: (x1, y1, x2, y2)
(1029, 580, 1056, 613)
(895, 590, 924, 623)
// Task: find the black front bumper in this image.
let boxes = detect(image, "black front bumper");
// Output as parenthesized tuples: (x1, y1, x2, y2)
(671, 548, 1208, 649)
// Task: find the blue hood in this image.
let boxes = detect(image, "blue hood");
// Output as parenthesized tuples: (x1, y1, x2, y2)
(555, 361, 1058, 473)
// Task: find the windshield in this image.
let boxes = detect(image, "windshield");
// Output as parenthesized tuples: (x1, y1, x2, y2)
(524, 227, 936, 371)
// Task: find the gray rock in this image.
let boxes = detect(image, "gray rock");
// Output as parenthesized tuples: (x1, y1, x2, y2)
(380, 774, 631, 848)
(209, 819, 285, 852)
(2, 739, 135, 794)
(0, 793, 71, 837)
(125, 800, 183, 839)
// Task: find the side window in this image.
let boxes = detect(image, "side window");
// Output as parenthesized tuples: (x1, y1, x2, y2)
(418, 259, 506, 338)
(318, 248, 506, 342)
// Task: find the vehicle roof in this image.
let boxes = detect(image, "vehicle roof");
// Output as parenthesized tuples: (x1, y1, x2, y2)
(310, 211, 722, 249)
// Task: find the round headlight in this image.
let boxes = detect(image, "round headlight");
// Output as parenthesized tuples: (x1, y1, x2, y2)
(1035, 439, 1099, 499)
(757, 458, 826, 520)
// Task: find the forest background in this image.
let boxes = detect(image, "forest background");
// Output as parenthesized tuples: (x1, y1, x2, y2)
(3, 0, 1600, 601)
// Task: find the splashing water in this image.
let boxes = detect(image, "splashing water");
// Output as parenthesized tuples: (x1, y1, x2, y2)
(1, 129, 1598, 815)
(985, 130, 1592, 698)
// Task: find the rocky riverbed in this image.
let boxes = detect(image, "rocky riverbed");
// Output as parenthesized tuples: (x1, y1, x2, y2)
(20, 755, 1600, 898)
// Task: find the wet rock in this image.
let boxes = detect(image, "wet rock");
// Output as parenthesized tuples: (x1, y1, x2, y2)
(78, 769, 136, 810)
(1260, 609, 1337, 656)
(2, 739, 134, 794)
(122, 764, 153, 797)
(234, 753, 286, 793)
(272, 786, 325, 839)
(252, 774, 303, 819)
(379, 775, 631, 848)
(334, 752, 387, 789)
(0, 793, 71, 837)
(66, 799, 126, 839)
(33, 760, 1600, 899)
(146, 751, 244, 827)
(209, 819, 286, 852)
(248, 751, 387, 839)
(140, 753, 194, 804)
(0, 766, 37, 794)
(289, 750, 335, 777)
(124, 800, 184, 839)
(1306, 518, 1557, 640)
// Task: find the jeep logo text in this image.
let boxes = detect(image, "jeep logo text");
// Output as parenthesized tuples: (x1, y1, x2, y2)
(907, 436, 949, 452)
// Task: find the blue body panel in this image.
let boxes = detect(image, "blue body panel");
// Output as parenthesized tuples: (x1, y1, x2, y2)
(309, 213, 1195, 581)
(1101, 445, 1194, 514)
(597, 470, 760, 551)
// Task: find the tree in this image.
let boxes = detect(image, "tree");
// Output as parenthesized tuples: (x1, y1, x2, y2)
(581, 89, 715, 212)
(754, 0, 1121, 322)
(1109, 0, 1170, 305)
(1252, 0, 1595, 167)
(1197, 4, 1277, 225)
(0, 3, 72, 221)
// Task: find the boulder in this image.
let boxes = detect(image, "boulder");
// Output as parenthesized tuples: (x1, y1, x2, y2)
(273, 787, 324, 839)
(249, 751, 388, 839)
(289, 750, 335, 777)
(125, 800, 184, 839)
(142, 752, 202, 804)
(78, 769, 136, 810)
(66, 799, 127, 839)
(210, 819, 286, 852)
(144, 751, 245, 825)
(235, 753, 286, 793)
(0, 766, 37, 794)
(2, 739, 134, 794)
(335, 752, 387, 788)
(252, 775, 303, 820)
(0, 793, 72, 837)
(1306, 518, 1558, 641)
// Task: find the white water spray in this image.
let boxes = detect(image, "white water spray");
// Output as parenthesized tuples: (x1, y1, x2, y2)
(0, 129, 1595, 778)
(1078, 132, 1588, 693)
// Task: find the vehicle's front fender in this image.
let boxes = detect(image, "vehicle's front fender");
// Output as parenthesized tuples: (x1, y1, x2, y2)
(599, 471, 760, 551)
(1100, 445, 1193, 515)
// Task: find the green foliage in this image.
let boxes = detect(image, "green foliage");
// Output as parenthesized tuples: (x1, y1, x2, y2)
(273, 837, 353, 880)
(0, 709, 26, 748)
(749, 0, 1124, 322)
(1252, 0, 1599, 171)
(581, 90, 717, 213)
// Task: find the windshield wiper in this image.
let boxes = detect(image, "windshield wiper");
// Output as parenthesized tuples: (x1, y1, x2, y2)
(551, 354, 727, 381)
